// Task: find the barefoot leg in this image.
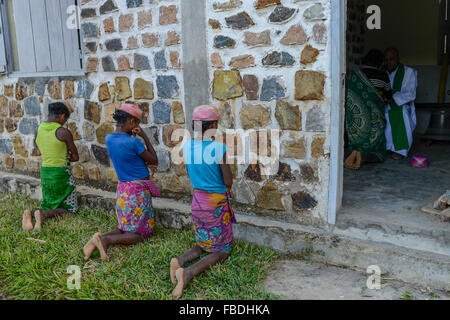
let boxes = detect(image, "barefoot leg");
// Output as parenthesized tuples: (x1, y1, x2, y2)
(171, 268, 186, 299)
(171, 246, 202, 285)
(93, 233, 110, 262)
(351, 151, 362, 170)
(170, 258, 181, 286)
(171, 251, 230, 299)
(83, 236, 97, 261)
(22, 210, 34, 232)
(344, 151, 357, 169)
(33, 209, 43, 231)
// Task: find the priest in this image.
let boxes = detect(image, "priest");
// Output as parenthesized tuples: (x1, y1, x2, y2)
(383, 48, 418, 159)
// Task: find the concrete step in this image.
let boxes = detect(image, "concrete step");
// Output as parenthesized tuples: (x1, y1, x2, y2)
(1, 170, 449, 291)
(335, 209, 450, 257)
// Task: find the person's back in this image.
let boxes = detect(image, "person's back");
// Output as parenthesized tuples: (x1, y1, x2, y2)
(22, 102, 79, 232)
(182, 139, 227, 194)
(106, 133, 149, 182)
(36, 122, 68, 167)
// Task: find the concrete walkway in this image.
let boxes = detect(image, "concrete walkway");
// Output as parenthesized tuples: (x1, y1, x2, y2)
(264, 259, 450, 300)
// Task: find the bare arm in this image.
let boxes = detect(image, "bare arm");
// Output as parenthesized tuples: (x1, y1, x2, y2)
(133, 127, 158, 166)
(55, 127, 79, 162)
(219, 153, 233, 190)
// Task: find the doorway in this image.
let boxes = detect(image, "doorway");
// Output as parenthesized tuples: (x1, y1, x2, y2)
(335, 0, 450, 241)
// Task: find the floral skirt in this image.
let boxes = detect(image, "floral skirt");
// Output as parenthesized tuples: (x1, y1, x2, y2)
(116, 180, 156, 238)
(192, 190, 236, 253)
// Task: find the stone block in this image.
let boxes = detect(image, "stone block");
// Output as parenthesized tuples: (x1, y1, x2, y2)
(152, 100, 171, 124)
(134, 78, 154, 100)
(240, 103, 270, 129)
(260, 77, 285, 101)
(275, 100, 301, 130)
(295, 71, 325, 100)
(156, 75, 179, 99)
(212, 70, 243, 101)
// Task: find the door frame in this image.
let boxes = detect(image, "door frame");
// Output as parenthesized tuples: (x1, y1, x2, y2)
(327, 0, 347, 225)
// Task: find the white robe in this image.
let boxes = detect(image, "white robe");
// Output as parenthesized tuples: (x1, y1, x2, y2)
(385, 65, 418, 157)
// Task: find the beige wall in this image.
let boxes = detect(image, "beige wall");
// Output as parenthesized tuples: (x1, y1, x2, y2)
(364, 0, 440, 66)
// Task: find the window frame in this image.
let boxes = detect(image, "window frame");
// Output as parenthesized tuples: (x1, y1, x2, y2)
(0, 0, 86, 78)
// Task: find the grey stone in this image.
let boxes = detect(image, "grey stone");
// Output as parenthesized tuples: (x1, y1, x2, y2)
(152, 100, 172, 124)
(142, 126, 159, 146)
(126, 0, 143, 8)
(260, 77, 285, 101)
(100, 0, 118, 15)
(105, 39, 122, 51)
(76, 80, 94, 99)
(85, 42, 98, 54)
(102, 56, 116, 72)
(81, 23, 98, 38)
(154, 50, 167, 70)
(304, 4, 325, 20)
(306, 105, 326, 132)
(262, 51, 295, 67)
(268, 6, 297, 24)
(23, 96, 40, 116)
(19, 118, 38, 135)
(225, 11, 255, 29)
(157, 150, 170, 172)
(34, 81, 46, 96)
(134, 53, 151, 71)
(92, 145, 110, 166)
(156, 75, 179, 99)
(214, 35, 236, 48)
(0, 139, 13, 155)
(81, 8, 96, 18)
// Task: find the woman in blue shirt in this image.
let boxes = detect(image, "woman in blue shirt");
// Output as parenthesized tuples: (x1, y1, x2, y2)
(170, 105, 235, 298)
(83, 104, 159, 262)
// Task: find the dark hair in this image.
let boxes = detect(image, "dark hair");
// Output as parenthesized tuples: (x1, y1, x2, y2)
(384, 47, 400, 58)
(48, 102, 70, 119)
(362, 49, 384, 68)
(112, 109, 138, 125)
(192, 120, 217, 134)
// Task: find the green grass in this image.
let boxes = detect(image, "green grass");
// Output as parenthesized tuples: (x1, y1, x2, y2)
(0, 192, 282, 300)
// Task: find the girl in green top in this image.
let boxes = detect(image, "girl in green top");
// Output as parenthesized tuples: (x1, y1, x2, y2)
(22, 102, 79, 232)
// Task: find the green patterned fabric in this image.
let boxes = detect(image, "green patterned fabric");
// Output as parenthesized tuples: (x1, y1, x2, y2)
(40, 165, 76, 212)
(346, 69, 387, 162)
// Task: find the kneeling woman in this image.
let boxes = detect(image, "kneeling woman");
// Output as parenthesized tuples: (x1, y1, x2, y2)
(170, 105, 235, 298)
(84, 104, 159, 261)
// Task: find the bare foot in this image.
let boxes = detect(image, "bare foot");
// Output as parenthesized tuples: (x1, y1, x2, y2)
(83, 236, 97, 261)
(170, 258, 181, 286)
(33, 210, 43, 231)
(171, 268, 186, 299)
(93, 233, 109, 261)
(22, 210, 34, 232)
(350, 151, 362, 170)
(344, 151, 357, 169)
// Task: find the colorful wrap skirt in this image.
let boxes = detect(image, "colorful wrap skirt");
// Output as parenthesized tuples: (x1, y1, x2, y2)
(40, 165, 78, 213)
(192, 190, 236, 253)
(116, 180, 159, 238)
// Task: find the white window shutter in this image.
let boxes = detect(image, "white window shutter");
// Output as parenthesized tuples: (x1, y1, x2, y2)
(0, 1, 8, 74)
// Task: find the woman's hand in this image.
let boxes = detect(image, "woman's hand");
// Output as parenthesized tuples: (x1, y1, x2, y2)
(132, 126, 147, 138)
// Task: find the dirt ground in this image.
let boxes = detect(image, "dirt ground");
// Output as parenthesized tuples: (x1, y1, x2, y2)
(264, 259, 450, 300)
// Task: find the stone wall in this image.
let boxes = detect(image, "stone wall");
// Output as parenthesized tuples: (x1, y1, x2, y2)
(206, 0, 331, 226)
(0, 0, 333, 227)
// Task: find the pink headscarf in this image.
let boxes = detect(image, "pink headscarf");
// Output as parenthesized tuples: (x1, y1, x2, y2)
(192, 105, 219, 121)
(119, 103, 143, 121)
